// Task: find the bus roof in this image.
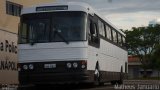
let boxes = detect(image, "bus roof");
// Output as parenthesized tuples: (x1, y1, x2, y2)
(21, 2, 94, 15)
(21, 2, 125, 36)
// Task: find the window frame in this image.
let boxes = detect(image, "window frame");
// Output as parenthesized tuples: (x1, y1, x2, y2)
(6, 1, 23, 16)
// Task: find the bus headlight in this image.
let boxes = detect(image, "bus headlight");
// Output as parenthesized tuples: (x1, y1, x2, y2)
(29, 64, 34, 70)
(81, 65, 85, 69)
(73, 62, 78, 68)
(23, 65, 28, 70)
(66, 63, 72, 68)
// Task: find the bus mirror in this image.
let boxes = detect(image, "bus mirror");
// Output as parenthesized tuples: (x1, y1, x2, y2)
(90, 23, 95, 34)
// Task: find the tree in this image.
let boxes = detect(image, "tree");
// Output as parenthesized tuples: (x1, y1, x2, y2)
(150, 45, 160, 79)
(125, 24, 160, 77)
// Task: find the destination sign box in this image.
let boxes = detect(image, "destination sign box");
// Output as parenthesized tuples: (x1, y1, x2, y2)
(36, 5, 68, 11)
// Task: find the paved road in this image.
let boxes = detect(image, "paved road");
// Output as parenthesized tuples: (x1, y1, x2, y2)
(6, 80, 160, 90)
(1, 83, 115, 90)
(34, 80, 160, 90)
(34, 83, 115, 90)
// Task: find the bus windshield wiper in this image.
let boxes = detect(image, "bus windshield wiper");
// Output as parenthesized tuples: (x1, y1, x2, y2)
(53, 30, 69, 44)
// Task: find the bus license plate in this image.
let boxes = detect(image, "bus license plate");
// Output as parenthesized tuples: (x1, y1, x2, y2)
(44, 64, 56, 69)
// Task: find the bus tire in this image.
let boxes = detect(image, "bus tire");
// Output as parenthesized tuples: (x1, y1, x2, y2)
(111, 81, 117, 85)
(117, 80, 123, 85)
(118, 66, 123, 85)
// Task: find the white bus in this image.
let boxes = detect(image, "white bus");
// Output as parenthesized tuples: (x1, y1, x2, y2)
(18, 2, 128, 86)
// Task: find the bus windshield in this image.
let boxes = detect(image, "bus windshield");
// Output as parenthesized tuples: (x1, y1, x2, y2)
(19, 11, 87, 44)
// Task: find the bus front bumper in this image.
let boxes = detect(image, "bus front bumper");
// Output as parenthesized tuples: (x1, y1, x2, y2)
(19, 71, 93, 85)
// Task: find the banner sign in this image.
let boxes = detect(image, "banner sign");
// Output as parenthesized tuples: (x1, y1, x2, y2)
(0, 29, 18, 84)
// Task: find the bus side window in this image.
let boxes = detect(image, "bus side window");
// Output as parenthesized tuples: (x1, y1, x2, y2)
(118, 33, 122, 46)
(106, 25, 112, 40)
(90, 22, 99, 42)
(88, 20, 100, 47)
(98, 20, 105, 37)
(112, 29, 118, 43)
(90, 22, 97, 37)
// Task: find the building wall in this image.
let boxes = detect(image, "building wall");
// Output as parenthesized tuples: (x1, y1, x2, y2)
(0, 30, 18, 84)
(9, 0, 55, 7)
(0, 0, 19, 33)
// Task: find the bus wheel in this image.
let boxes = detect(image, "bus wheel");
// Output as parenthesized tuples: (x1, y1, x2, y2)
(94, 62, 100, 85)
(111, 81, 117, 85)
(118, 66, 123, 85)
(117, 80, 123, 85)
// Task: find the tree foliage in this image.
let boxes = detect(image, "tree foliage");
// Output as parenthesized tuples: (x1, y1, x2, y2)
(151, 45, 160, 70)
(125, 24, 160, 69)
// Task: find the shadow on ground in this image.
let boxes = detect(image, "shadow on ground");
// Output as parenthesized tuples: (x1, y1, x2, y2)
(18, 83, 96, 90)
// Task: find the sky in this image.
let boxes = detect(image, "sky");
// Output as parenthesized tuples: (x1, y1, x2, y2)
(56, 0, 160, 30)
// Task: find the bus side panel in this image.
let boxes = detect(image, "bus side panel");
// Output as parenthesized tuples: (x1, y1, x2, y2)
(87, 39, 127, 81)
(98, 39, 127, 72)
